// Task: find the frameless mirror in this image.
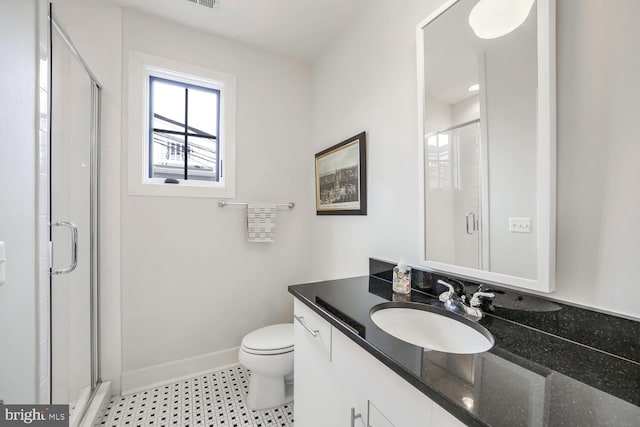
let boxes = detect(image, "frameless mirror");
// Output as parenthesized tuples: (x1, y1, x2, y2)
(417, 0, 556, 292)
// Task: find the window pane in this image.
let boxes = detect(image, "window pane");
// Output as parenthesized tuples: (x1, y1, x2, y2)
(188, 87, 218, 137)
(152, 79, 185, 127)
(148, 76, 220, 182)
(187, 135, 217, 181)
(151, 132, 186, 180)
(152, 114, 183, 134)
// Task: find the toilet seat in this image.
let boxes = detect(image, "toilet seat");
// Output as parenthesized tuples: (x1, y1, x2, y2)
(241, 324, 294, 356)
(241, 345, 294, 356)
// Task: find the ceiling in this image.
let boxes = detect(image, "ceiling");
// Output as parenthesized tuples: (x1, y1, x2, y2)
(104, 0, 368, 61)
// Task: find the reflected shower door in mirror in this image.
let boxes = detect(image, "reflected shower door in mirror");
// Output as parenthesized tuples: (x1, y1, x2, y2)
(418, 0, 556, 293)
(425, 121, 485, 270)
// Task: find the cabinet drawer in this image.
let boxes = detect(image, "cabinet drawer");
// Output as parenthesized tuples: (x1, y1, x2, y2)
(294, 299, 331, 360)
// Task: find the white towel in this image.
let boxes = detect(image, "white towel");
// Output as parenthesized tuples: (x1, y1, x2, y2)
(247, 202, 277, 242)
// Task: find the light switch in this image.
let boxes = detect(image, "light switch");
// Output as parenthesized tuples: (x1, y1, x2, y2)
(509, 217, 532, 233)
(0, 241, 6, 286)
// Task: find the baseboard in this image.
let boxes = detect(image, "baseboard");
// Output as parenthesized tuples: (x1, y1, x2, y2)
(121, 347, 240, 395)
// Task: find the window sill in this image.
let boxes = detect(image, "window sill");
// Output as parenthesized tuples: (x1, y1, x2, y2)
(128, 179, 235, 199)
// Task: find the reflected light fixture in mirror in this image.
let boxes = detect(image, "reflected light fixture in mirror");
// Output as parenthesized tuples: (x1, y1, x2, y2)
(469, 0, 535, 39)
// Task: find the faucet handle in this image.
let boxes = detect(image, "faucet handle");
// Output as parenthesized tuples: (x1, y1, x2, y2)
(437, 279, 466, 301)
(470, 291, 495, 308)
(478, 284, 505, 294)
(437, 280, 456, 302)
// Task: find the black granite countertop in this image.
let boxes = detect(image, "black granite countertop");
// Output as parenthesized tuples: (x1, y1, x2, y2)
(288, 274, 640, 427)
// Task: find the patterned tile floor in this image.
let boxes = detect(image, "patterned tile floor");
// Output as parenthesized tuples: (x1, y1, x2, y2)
(100, 365, 294, 427)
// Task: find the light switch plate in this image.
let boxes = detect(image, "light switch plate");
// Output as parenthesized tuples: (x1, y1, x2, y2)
(509, 217, 532, 233)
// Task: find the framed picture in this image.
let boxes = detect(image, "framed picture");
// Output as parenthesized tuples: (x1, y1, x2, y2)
(315, 132, 367, 215)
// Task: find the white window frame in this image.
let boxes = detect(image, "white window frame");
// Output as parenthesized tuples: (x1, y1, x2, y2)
(127, 50, 236, 198)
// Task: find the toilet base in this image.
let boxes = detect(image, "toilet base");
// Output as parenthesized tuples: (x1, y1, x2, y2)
(246, 372, 293, 410)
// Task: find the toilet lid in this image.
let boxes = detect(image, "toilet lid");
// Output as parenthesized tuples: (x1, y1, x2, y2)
(241, 323, 294, 355)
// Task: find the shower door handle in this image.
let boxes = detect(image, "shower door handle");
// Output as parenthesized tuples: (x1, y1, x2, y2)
(466, 212, 477, 235)
(50, 221, 78, 275)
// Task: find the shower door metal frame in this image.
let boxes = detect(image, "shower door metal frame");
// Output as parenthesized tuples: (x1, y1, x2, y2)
(49, 4, 102, 412)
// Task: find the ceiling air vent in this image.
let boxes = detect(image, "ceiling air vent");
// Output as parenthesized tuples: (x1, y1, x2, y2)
(186, 0, 216, 8)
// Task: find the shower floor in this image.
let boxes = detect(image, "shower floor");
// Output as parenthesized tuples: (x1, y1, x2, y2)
(100, 365, 294, 427)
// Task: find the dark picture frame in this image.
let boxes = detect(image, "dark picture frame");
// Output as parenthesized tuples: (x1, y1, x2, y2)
(315, 132, 367, 215)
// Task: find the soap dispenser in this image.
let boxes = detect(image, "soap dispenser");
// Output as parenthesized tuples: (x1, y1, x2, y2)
(392, 259, 411, 295)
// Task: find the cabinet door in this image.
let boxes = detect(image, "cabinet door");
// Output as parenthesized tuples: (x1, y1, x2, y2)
(331, 328, 433, 427)
(369, 401, 395, 427)
(332, 368, 369, 427)
(293, 299, 339, 426)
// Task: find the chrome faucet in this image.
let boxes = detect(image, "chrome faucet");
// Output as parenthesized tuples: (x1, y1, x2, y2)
(437, 280, 467, 314)
(437, 280, 496, 321)
(465, 290, 495, 319)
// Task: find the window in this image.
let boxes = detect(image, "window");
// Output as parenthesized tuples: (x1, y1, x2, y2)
(128, 51, 236, 198)
(149, 76, 220, 182)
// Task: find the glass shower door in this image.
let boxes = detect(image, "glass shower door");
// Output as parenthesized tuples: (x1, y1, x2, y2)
(50, 16, 99, 424)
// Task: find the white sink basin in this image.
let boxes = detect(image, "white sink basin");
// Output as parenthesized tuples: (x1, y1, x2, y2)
(370, 302, 494, 354)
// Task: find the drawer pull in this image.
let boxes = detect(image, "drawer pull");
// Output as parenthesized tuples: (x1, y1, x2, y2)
(294, 315, 319, 338)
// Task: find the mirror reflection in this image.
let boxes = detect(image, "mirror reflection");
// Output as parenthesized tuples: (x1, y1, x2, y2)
(422, 0, 539, 280)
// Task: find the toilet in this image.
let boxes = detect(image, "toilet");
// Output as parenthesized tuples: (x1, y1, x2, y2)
(238, 323, 294, 410)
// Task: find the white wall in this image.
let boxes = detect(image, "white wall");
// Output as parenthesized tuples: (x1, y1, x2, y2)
(120, 9, 312, 390)
(310, 0, 444, 280)
(552, 0, 640, 318)
(310, 0, 640, 319)
(0, 0, 38, 403)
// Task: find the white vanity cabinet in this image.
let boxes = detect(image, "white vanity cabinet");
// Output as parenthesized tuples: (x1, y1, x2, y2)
(293, 298, 467, 427)
(293, 299, 342, 427)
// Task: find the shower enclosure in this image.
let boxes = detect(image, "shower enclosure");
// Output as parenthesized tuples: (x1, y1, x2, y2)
(49, 6, 102, 424)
